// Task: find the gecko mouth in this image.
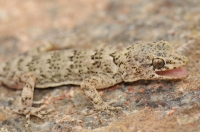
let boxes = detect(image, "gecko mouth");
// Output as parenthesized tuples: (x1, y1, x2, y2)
(155, 67, 188, 78)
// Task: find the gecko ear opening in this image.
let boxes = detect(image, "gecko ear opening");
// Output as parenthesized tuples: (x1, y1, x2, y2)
(155, 67, 188, 78)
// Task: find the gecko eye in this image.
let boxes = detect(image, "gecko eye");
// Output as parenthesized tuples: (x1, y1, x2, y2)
(152, 58, 165, 69)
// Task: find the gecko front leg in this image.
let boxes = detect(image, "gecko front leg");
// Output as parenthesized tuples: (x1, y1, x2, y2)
(80, 74, 122, 114)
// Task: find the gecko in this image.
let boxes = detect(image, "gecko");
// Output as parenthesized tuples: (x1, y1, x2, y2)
(0, 41, 188, 127)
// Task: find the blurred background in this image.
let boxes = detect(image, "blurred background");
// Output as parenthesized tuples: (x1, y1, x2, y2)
(1, 0, 199, 56)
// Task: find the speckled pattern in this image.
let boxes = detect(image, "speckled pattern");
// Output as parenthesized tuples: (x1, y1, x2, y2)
(0, 41, 187, 127)
(0, 41, 188, 87)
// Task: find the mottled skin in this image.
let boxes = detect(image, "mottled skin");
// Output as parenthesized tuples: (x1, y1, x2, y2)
(0, 41, 188, 127)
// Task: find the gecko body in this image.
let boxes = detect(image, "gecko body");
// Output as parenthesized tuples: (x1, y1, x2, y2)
(0, 41, 188, 126)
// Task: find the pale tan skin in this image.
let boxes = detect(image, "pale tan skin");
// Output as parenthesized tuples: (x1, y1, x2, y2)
(0, 41, 188, 127)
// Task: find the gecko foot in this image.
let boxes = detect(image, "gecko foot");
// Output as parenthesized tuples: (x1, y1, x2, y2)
(11, 104, 54, 127)
(90, 102, 122, 124)
(94, 101, 122, 117)
(7, 95, 54, 128)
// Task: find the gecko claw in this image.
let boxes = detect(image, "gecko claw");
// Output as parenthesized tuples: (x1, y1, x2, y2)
(93, 102, 122, 117)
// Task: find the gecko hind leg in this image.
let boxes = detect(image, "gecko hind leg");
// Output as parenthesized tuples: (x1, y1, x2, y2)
(2, 72, 53, 127)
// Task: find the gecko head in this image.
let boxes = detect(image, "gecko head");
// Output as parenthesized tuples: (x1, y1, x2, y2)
(121, 41, 188, 82)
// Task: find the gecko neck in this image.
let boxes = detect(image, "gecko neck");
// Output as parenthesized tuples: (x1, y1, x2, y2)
(110, 47, 130, 68)
(110, 46, 141, 82)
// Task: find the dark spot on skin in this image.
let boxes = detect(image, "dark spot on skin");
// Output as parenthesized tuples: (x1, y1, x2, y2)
(150, 74, 155, 77)
(166, 60, 172, 64)
(47, 59, 51, 63)
(41, 74, 47, 78)
(119, 62, 123, 67)
(70, 65, 74, 68)
(66, 68, 71, 72)
(157, 53, 162, 56)
(136, 68, 140, 73)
